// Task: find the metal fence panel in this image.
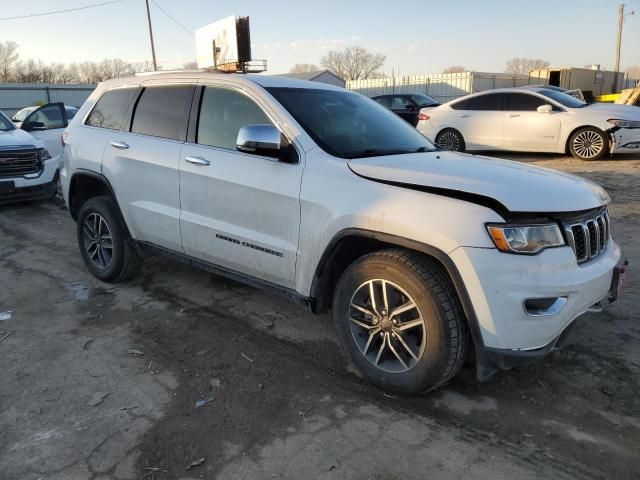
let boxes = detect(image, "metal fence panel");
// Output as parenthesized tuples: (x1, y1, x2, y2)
(347, 72, 530, 102)
(0, 83, 96, 117)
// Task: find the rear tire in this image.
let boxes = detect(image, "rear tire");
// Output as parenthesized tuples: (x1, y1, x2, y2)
(568, 127, 608, 160)
(77, 196, 142, 282)
(332, 249, 468, 394)
(435, 128, 465, 152)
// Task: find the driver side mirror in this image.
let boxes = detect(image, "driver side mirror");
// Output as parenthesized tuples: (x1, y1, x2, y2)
(236, 124, 296, 163)
(537, 104, 553, 114)
(22, 121, 46, 132)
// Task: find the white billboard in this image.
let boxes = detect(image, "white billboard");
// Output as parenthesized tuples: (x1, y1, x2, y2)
(195, 16, 238, 69)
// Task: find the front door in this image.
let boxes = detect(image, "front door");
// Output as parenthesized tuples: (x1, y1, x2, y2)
(179, 85, 303, 288)
(21, 103, 68, 160)
(503, 93, 562, 151)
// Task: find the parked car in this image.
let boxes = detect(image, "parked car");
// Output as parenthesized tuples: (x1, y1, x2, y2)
(519, 85, 585, 102)
(0, 108, 61, 204)
(62, 73, 624, 393)
(372, 93, 439, 126)
(12, 105, 78, 129)
(418, 87, 640, 160)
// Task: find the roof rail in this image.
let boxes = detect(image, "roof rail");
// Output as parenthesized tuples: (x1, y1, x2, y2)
(134, 69, 205, 76)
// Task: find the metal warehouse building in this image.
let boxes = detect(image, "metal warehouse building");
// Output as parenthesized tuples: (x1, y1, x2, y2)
(0, 83, 96, 118)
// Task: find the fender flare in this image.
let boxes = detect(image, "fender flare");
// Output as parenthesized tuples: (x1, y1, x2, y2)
(310, 228, 494, 380)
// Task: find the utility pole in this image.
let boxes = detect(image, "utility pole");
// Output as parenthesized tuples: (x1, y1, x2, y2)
(614, 4, 635, 91)
(145, 0, 158, 71)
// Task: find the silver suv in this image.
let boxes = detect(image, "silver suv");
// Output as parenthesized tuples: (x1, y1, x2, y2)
(62, 72, 624, 393)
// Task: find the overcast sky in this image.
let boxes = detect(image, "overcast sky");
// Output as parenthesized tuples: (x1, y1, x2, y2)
(2, 0, 639, 75)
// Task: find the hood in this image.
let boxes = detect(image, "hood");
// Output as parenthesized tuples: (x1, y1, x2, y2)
(348, 151, 609, 215)
(584, 103, 640, 119)
(0, 128, 42, 149)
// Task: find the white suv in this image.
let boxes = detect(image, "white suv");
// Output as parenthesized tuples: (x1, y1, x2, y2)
(0, 106, 66, 204)
(61, 72, 625, 393)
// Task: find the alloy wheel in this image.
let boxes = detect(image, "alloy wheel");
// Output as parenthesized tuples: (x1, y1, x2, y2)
(436, 131, 461, 151)
(348, 279, 426, 373)
(573, 130, 604, 159)
(82, 213, 113, 269)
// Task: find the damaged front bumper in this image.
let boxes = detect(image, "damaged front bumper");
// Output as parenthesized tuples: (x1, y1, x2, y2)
(475, 257, 628, 381)
(610, 126, 640, 153)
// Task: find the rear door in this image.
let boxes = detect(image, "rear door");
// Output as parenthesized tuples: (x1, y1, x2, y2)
(20, 103, 68, 160)
(503, 92, 562, 151)
(450, 93, 505, 149)
(179, 84, 302, 288)
(101, 83, 195, 252)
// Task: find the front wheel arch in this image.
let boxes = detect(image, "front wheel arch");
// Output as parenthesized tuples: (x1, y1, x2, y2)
(309, 229, 487, 372)
(564, 125, 611, 158)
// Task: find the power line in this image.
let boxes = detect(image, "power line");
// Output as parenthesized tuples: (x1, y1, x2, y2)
(150, 0, 194, 36)
(0, 0, 124, 21)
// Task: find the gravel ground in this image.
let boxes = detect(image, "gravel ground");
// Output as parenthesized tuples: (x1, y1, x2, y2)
(0, 153, 638, 480)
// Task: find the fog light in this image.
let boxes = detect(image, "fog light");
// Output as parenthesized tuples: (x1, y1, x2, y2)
(524, 297, 567, 316)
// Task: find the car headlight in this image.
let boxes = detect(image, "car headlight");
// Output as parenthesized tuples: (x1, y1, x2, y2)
(486, 223, 565, 254)
(607, 119, 640, 128)
(38, 149, 51, 161)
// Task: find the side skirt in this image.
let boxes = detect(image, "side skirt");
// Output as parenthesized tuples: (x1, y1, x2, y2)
(137, 241, 313, 309)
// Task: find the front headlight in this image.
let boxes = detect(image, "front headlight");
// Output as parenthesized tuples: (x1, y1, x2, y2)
(38, 148, 51, 161)
(607, 119, 640, 128)
(486, 223, 565, 254)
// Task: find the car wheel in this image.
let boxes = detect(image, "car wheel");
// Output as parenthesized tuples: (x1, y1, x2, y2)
(435, 128, 465, 152)
(77, 195, 142, 282)
(569, 127, 608, 160)
(332, 249, 468, 394)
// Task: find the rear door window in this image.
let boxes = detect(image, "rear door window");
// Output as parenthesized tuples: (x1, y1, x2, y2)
(391, 96, 413, 109)
(131, 85, 195, 141)
(452, 93, 503, 111)
(86, 87, 138, 130)
(197, 86, 272, 150)
(373, 97, 391, 108)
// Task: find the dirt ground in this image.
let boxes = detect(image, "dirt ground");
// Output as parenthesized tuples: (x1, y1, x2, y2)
(0, 153, 638, 480)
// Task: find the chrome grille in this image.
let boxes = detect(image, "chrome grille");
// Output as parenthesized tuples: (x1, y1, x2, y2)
(0, 148, 42, 178)
(564, 210, 610, 264)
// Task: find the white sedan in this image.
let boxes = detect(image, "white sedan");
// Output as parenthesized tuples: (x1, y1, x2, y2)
(418, 87, 640, 160)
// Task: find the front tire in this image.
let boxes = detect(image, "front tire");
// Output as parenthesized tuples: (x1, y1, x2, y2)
(435, 128, 465, 152)
(569, 127, 608, 160)
(332, 249, 468, 394)
(77, 196, 142, 282)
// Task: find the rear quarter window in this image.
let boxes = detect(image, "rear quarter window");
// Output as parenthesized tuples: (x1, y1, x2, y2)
(85, 87, 138, 130)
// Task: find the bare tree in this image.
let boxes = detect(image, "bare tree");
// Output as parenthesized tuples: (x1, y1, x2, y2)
(289, 63, 319, 74)
(320, 46, 385, 81)
(504, 58, 550, 75)
(182, 61, 198, 70)
(0, 41, 19, 81)
(132, 60, 158, 73)
(443, 65, 465, 74)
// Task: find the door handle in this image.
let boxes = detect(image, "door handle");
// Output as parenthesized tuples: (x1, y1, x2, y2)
(110, 141, 129, 149)
(509, 114, 520, 118)
(185, 155, 211, 166)
(459, 114, 470, 118)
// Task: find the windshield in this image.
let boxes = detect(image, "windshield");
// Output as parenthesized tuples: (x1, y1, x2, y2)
(0, 111, 15, 131)
(267, 87, 436, 159)
(411, 93, 439, 107)
(538, 89, 586, 108)
(12, 107, 36, 122)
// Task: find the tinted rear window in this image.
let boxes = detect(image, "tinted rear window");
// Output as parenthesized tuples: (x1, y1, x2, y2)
(86, 87, 138, 130)
(452, 93, 503, 111)
(131, 85, 195, 141)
